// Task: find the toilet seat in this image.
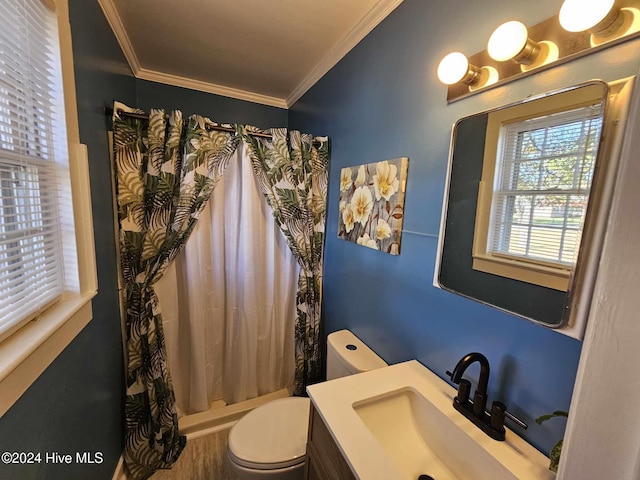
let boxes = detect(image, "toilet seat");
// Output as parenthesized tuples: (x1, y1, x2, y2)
(228, 397, 311, 471)
(228, 446, 304, 470)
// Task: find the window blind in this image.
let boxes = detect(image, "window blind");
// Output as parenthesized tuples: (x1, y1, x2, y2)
(489, 104, 603, 266)
(0, 0, 67, 341)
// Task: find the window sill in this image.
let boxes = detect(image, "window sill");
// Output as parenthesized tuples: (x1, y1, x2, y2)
(0, 290, 96, 417)
(472, 253, 570, 291)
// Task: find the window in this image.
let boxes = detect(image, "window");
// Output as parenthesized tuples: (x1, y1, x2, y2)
(0, 0, 73, 341)
(473, 85, 606, 291)
(490, 106, 603, 264)
(0, 0, 96, 418)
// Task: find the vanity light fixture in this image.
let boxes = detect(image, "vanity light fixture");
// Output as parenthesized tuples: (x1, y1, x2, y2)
(559, 0, 640, 45)
(487, 21, 558, 70)
(437, 52, 498, 89)
(440, 0, 640, 102)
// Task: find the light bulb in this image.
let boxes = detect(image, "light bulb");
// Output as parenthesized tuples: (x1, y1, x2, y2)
(487, 21, 544, 66)
(437, 52, 498, 90)
(559, 0, 616, 32)
(437, 52, 472, 85)
(488, 21, 529, 61)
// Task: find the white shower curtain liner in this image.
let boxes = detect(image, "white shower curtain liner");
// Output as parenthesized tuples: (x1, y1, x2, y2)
(156, 140, 299, 415)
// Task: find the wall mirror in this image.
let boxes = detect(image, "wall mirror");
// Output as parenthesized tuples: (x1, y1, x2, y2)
(435, 80, 630, 338)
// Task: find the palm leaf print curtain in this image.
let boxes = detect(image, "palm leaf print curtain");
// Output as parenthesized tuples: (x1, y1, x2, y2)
(244, 128, 329, 395)
(112, 102, 239, 479)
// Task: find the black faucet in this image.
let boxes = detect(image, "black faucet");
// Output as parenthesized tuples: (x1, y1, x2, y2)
(446, 352, 526, 441)
(448, 352, 490, 417)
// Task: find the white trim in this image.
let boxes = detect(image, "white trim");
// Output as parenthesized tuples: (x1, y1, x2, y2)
(471, 253, 571, 292)
(96, 0, 141, 75)
(97, 0, 403, 109)
(136, 68, 288, 109)
(57, 0, 79, 145)
(70, 143, 98, 294)
(0, 294, 95, 418)
(178, 387, 291, 437)
(559, 76, 640, 479)
(286, 0, 404, 106)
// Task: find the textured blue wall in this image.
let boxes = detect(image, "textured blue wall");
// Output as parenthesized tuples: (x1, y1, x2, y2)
(0, 3, 288, 479)
(0, 1, 136, 479)
(289, 0, 640, 453)
(135, 80, 287, 129)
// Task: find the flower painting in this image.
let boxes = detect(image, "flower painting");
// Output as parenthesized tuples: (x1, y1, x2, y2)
(338, 157, 409, 255)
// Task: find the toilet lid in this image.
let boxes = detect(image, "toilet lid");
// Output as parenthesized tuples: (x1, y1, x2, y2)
(228, 397, 311, 470)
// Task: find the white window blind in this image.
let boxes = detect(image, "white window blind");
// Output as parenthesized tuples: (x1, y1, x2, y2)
(489, 104, 603, 267)
(0, 0, 69, 341)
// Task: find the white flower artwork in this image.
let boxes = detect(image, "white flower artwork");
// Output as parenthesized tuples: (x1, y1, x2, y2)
(337, 157, 408, 255)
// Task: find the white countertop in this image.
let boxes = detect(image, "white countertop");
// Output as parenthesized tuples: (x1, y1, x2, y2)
(307, 360, 554, 480)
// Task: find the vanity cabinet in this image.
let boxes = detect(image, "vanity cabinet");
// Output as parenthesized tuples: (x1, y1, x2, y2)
(304, 404, 356, 480)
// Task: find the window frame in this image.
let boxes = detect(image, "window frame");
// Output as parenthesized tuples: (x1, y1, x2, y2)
(472, 84, 608, 292)
(0, 0, 97, 418)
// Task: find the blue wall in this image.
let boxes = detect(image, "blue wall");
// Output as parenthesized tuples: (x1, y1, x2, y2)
(0, 2, 288, 479)
(0, 1, 135, 479)
(289, 0, 640, 453)
(136, 80, 288, 129)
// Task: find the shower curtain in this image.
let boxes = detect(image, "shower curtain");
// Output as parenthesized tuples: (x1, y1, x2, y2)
(111, 103, 239, 479)
(244, 128, 329, 395)
(112, 103, 328, 477)
(156, 140, 299, 413)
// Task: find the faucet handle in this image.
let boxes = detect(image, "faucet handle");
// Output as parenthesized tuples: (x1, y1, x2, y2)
(504, 409, 528, 430)
(446, 369, 471, 405)
(457, 379, 471, 405)
(490, 401, 528, 430)
(490, 401, 507, 431)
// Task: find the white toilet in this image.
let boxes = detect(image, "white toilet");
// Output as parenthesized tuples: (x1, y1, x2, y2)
(227, 329, 388, 480)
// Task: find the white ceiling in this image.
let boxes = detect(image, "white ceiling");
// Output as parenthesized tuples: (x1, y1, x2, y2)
(98, 0, 403, 108)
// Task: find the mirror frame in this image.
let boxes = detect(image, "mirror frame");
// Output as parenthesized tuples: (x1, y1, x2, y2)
(434, 80, 627, 338)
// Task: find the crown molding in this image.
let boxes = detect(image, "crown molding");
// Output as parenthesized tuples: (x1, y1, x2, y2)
(97, 0, 402, 109)
(286, 0, 404, 107)
(97, 0, 141, 75)
(96, 0, 286, 108)
(136, 69, 288, 109)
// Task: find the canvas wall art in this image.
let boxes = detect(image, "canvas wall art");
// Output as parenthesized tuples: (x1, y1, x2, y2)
(338, 157, 409, 255)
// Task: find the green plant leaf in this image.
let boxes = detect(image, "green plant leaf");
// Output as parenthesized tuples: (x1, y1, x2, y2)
(535, 410, 568, 472)
(535, 410, 568, 425)
(549, 439, 563, 473)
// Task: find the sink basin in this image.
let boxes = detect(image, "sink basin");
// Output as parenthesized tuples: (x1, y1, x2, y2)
(355, 387, 516, 480)
(307, 360, 554, 480)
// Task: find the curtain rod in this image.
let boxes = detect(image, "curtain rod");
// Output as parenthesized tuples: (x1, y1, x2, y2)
(106, 108, 323, 147)
(105, 107, 274, 139)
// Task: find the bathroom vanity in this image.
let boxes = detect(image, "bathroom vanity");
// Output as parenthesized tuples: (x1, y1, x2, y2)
(304, 404, 356, 480)
(305, 361, 554, 480)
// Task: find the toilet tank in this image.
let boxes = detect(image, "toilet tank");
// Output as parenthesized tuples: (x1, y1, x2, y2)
(326, 330, 388, 380)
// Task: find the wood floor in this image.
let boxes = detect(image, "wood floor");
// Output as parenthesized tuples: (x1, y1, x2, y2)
(151, 429, 237, 480)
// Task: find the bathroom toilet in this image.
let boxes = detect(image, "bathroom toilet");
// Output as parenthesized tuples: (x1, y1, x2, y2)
(227, 329, 388, 480)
